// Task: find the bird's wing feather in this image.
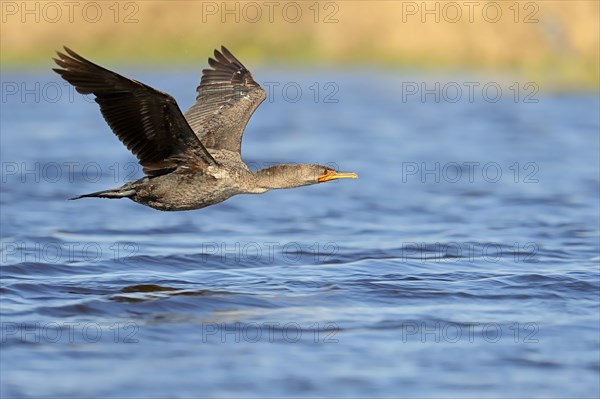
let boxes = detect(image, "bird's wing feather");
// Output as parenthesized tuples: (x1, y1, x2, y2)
(183, 46, 266, 155)
(53, 47, 217, 176)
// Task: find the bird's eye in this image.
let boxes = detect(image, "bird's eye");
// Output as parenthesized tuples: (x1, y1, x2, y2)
(324, 168, 329, 175)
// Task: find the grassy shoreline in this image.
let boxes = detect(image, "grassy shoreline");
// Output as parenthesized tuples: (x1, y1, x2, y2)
(1, 1, 598, 88)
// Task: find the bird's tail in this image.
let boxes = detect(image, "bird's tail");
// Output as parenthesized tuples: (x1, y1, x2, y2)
(69, 188, 136, 200)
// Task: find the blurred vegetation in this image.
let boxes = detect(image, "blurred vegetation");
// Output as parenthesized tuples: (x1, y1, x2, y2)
(1, 0, 598, 88)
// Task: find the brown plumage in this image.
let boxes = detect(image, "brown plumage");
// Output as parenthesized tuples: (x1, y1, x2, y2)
(53, 46, 357, 211)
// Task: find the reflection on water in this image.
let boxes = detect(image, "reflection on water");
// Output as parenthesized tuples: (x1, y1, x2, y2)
(1, 70, 599, 398)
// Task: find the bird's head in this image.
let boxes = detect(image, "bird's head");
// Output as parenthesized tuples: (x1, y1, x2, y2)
(280, 164, 358, 186)
(314, 165, 359, 184)
(254, 164, 358, 190)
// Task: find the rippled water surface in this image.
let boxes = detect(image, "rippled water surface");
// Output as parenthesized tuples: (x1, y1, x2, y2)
(1, 70, 599, 398)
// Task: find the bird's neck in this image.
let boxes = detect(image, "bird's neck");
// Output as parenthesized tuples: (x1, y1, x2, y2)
(252, 165, 309, 191)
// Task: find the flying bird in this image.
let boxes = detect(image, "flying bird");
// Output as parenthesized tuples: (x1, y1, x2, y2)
(53, 46, 357, 211)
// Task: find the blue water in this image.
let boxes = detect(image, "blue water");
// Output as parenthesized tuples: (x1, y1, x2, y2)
(1, 69, 599, 398)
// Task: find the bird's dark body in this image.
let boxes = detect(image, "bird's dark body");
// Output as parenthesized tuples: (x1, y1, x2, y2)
(127, 160, 260, 211)
(129, 173, 237, 211)
(53, 46, 356, 211)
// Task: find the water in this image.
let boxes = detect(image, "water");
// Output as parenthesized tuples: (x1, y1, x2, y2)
(1, 69, 599, 398)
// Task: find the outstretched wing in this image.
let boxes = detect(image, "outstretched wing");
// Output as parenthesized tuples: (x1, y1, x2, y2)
(184, 46, 266, 155)
(53, 47, 217, 176)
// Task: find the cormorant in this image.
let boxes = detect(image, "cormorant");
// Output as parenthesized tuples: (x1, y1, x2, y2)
(53, 46, 357, 211)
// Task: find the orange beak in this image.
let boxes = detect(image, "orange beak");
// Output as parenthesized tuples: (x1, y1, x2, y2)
(317, 170, 359, 183)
